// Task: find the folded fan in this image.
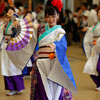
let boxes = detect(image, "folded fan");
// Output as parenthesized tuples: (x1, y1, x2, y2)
(6, 16, 34, 51)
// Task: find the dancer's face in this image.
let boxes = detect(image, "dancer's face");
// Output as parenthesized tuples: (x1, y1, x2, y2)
(26, 13, 32, 19)
(7, 9, 15, 17)
(45, 13, 59, 28)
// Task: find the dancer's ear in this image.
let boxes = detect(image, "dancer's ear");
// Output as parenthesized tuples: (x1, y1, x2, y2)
(57, 13, 59, 20)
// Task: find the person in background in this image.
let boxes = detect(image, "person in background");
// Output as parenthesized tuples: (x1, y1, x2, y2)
(88, 4, 98, 27)
(72, 7, 82, 43)
(83, 8, 100, 91)
(37, 4, 45, 25)
(82, 4, 98, 33)
(57, 9, 65, 26)
(63, 9, 73, 46)
(17, 6, 24, 19)
(81, 2, 88, 16)
(81, 10, 90, 53)
(0, 6, 25, 96)
(81, 10, 90, 28)
(32, 12, 38, 24)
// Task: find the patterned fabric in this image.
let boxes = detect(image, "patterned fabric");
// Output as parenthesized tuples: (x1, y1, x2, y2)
(30, 25, 45, 100)
(62, 88, 73, 100)
(37, 24, 45, 39)
(30, 61, 37, 100)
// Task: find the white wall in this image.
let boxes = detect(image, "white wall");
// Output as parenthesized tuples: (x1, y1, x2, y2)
(68, 0, 74, 12)
(93, 0, 99, 4)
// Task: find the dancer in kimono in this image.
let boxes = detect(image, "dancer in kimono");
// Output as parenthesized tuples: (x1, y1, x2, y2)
(83, 8, 100, 91)
(9, 0, 77, 99)
(30, 0, 77, 99)
(0, 7, 25, 96)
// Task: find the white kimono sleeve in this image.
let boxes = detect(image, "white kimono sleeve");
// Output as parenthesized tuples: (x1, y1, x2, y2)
(84, 27, 93, 59)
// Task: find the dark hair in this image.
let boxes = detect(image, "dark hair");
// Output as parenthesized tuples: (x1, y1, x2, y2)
(97, 8, 100, 14)
(6, 6, 15, 14)
(75, 7, 81, 12)
(39, 6, 43, 10)
(46, 0, 60, 12)
(82, 3, 88, 8)
(92, 4, 98, 9)
(23, 11, 32, 18)
(45, 6, 57, 16)
(65, 9, 72, 21)
(57, 9, 65, 25)
(65, 9, 71, 15)
(38, 4, 43, 10)
(45, 0, 60, 16)
(14, 2, 22, 9)
(4, 0, 8, 3)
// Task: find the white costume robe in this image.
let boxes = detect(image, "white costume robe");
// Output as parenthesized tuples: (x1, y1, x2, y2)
(36, 25, 77, 99)
(83, 23, 100, 75)
(0, 21, 22, 76)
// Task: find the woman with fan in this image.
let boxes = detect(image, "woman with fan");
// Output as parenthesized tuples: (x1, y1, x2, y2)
(0, 6, 25, 96)
(12, 0, 77, 99)
(29, 0, 77, 99)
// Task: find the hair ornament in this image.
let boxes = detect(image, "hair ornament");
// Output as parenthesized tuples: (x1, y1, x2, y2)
(51, 0, 63, 12)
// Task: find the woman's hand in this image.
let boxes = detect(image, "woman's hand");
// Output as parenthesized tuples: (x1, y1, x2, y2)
(81, 27, 89, 32)
(13, 20, 20, 28)
(46, 43, 55, 52)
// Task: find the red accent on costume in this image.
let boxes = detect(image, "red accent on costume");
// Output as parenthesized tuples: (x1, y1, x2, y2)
(93, 40, 96, 45)
(49, 53, 55, 59)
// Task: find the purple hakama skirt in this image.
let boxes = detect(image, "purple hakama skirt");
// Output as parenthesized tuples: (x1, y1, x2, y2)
(4, 75, 25, 91)
(91, 56, 100, 87)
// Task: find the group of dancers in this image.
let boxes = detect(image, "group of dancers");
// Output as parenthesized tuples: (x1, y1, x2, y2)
(0, 0, 100, 100)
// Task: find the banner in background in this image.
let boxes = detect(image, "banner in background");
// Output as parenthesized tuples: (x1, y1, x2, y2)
(0, 0, 6, 17)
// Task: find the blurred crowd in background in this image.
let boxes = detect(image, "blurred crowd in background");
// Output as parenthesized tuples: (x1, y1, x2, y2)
(0, 0, 100, 47)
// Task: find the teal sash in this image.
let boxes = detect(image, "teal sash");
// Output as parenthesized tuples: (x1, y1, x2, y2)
(5, 21, 12, 35)
(38, 25, 61, 42)
(92, 22, 100, 32)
